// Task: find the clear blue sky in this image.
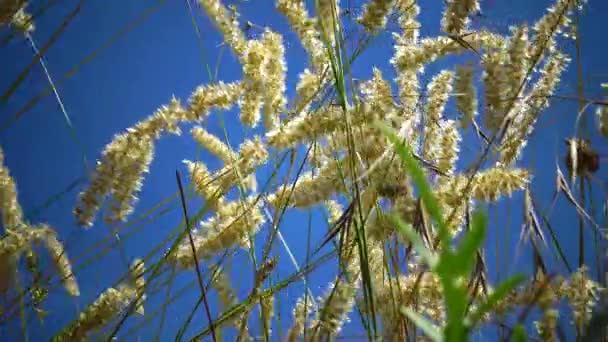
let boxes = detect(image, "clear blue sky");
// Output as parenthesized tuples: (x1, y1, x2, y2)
(1, 0, 608, 340)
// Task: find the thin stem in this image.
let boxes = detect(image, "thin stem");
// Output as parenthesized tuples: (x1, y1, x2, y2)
(176, 170, 218, 342)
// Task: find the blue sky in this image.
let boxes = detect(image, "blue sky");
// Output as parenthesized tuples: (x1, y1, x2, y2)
(1, 0, 608, 340)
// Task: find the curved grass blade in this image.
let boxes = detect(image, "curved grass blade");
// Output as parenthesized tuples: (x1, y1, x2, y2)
(390, 214, 438, 268)
(374, 121, 450, 251)
(400, 306, 442, 342)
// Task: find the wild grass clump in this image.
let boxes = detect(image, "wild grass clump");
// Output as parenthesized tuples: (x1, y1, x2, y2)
(2, 0, 608, 341)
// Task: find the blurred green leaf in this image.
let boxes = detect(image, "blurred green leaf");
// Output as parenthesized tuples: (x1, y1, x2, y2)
(454, 210, 487, 277)
(401, 306, 442, 342)
(468, 274, 525, 326)
(511, 324, 528, 342)
(375, 121, 450, 251)
(390, 214, 438, 267)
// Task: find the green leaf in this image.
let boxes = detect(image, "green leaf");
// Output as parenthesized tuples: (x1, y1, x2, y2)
(453, 210, 487, 276)
(400, 306, 443, 342)
(390, 214, 438, 268)
(440, 276, 469, 341)
(375, 121, 450, 251)
(511, 324, 528, 342)
(467, 274, 525, 326)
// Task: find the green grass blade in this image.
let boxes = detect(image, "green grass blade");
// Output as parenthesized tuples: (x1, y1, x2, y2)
(467, 274, 525, 326)
(400, 306, 442, 342)
(390, 214, 438, 268)
(453, 210, 487, 277)
(511, 324, 527, 342)
(374, 121, 450, 251)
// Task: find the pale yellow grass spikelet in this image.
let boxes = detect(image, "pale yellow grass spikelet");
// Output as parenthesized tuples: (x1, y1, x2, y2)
(41, 225, 79, 296)
(228, 137, 267, 178)
(133, 97, 186, 138)
(129, 258, 145, 315)
(267, 158, 346, 208)
(308, 243, 365, 340)
(276, 0, 328, 70)
(390, 24, 421, 141)
(267, 93, 379, 150)
(0, 147, 25, 230)
(394, 63, 419, 118)
(0, 150, 79, 296)
(423, 70, 454, 164)
(0, 0, 26, 26)
(433, 176, 471, 234)
(196, 145, 255, 201)
(10, 4, 33, 33)
(308, 278, 359, 339)
(183, 160, 224, 209)
(483, 50, 509, 132)
(498, 50, 569, 166)
(77, 81, 244, 227)
(395, 0, 419, 43)
(506, 24, 530, 101)
(286, 293, 314, 342)
(261, 294, 275, 338)
(198, 0, 247, 55)
(295, 68, 324, 112)
(201, 137, 267, 197)
(562, 266, 602, 330)
(324, 199, 343, 224)
(530, 0, 575, 59)
(391, 0, 421, 117)
(471, 167, 530, 202)
(436, 167, 530, 205)
(173, 195, 265, 267)
(533, 272, 560, 341)
(358, 0, 395, 32)
(238, 28, 286, 130)
(262, 30, 287, 130)
(535, 308, 559, 341)
(0, 226, 80, 296)
(265, 106, 344, 149)
(308, 235, 383, 340)
(391, 37, 424, 74)
(191, 126, 236, 162)
(360, 68, 395, 115)
(211, 267, 236, 309)
(75, 98, 186, 226)
(425, 70, 454, 123)
(188, 81, 242, 120)
(455, 64, 478, 130)
(392, 32, 505, 73)
(210, 266, 250, 335)
(0, 226, 52, 260)
(436, 119, 461, 176)
(68, 284, 139, 340)
(240, 39, 270, 127)
(526, 50, 569, 112)
(371, 272, 444, 338)
(441, 0, 479, 35)
(367, 195, 416, 241)
(107, 136, 154, 223)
